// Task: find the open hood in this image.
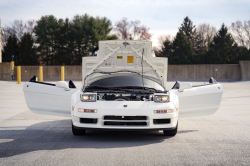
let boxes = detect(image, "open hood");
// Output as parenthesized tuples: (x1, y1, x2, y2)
(82, 40, 168, 89)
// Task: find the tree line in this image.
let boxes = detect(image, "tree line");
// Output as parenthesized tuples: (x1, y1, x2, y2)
(1, 15, 250, 65)
(2, 15, 118, 65)
(154, 17, 250, 64)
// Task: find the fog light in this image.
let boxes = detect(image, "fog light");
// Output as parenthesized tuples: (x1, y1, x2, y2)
(78, 109, 97, 113)
(154, 110, 173, 114)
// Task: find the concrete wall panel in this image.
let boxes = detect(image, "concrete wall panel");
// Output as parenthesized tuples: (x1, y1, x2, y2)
(240, 61, 250, 80)
(10, 66, 82, 80)
(168, 64, 241, 80)
(0, 62, 11, 80)
(0, 61, 247, 81)
(65, 66, 82, 79)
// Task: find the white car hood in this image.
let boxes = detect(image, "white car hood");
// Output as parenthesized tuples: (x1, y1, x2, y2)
(82, 40, 168, 89)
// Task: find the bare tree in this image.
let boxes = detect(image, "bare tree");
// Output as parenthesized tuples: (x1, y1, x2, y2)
(1, 19, 36, 48)
(25, 20, 36, 35)
(10, 20, 25, 41)
(114, 17, 152, 41)
(196, 23, 217, 51)
(244, 20, 250, 47)
(130, 20, 141, 39)
(114, 18, 131, 40)
(230, 20, 250, 48)
(157, 35, 173, 49)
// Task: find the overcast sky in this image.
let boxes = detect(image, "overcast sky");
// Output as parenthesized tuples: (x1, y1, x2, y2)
(1, 0, 249, 46)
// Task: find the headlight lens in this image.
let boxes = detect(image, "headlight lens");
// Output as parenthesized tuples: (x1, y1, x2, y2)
(81, 94, 96, 102)
(154, 95, 169, 102)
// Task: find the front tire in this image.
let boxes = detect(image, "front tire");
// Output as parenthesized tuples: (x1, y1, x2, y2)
(72, 123, 86, 136)
(163, 122, 178, 136)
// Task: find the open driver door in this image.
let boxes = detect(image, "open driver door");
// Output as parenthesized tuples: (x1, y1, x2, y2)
(171, 78, 223, 118)
(23, 76, 78, 117)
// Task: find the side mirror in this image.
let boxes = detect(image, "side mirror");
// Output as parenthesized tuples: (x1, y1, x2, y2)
(56, 81, 69, 90)
(179, 82, 192, 92)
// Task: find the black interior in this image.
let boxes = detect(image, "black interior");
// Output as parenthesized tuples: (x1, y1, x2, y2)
(209, 77, 217, 83)
(172, 77, 218, 89)
(69, 80, 76, 88)
(29, 76, 76, 88)
(172, 81, 180, 89)
(29, 76, 55, 86)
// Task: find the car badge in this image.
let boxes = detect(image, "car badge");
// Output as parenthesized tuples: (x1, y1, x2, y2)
(123, 105, 127, 107)
(123, 42, 130, 47)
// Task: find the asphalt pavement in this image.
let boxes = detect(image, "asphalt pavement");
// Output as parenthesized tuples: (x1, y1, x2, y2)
(0, 80, 250, 166)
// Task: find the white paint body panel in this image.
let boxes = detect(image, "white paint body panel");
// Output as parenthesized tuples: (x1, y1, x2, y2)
(23, 82, 77, 117)
(72, 92, 178, 129)
(82, 40, 168, 89)
(171, 84, 223, 118)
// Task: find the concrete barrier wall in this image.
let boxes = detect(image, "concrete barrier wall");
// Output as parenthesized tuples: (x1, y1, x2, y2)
(0, 61, 249, 81)
(168, 64, 241, 80)
(240, 61, 250, 80)
(0, 62, 11, 80)
(12, 66, 82, 80)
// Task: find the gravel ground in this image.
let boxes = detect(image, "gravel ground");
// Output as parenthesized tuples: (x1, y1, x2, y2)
(0, 80, 250, 166)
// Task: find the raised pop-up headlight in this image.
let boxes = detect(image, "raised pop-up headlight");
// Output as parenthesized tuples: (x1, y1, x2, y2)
(78, 109, 97, 113)
(81, 94, 96, 102)
(154, 110, 173, 114)
(154, 95, 169, 102)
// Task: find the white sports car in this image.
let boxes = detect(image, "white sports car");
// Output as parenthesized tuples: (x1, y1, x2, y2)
(23, 40, 223, 136)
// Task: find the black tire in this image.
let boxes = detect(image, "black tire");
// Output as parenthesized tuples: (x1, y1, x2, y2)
(163, 122, 178, 136)
(72, 123, 86, 136)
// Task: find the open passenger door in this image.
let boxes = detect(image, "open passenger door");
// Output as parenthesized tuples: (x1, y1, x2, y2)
(23, 77, 78, 117)
(171, 79, 223, 118)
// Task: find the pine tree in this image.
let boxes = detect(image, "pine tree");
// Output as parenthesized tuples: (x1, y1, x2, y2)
(156, 39, 172, 58)
(34, 15, 62, 65)
(179, 16, 202, 55)
(19, 33, 39, 65)
(2, 35, 20, 64)
(179, 17, 195, 41)
(237, 46, 250, 62)
(169, 30, 194, 64)
(206, 24, 238, 64)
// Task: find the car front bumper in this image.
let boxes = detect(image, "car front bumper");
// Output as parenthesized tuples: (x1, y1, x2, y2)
(72, 101, 178, 130)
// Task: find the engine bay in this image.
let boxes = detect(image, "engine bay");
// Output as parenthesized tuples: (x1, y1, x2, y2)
(97, 93, 154, 101)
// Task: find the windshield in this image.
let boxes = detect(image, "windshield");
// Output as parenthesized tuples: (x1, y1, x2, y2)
(88, 76, 164, 91)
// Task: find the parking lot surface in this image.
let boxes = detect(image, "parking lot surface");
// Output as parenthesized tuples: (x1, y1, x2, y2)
(0, 80, 250, 166)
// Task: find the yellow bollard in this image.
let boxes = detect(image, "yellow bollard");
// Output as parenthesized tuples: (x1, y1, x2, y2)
(39, 66, 43, 82)
(61, 66, 64, 81)
(11, 61, 15, 71)
(17, 66, 21, 84)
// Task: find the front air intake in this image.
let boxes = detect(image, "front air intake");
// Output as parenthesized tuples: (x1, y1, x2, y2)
(153, 119, 171, 124)
(80, 118, 98, 124)
(104, 122, 147, 126)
